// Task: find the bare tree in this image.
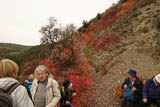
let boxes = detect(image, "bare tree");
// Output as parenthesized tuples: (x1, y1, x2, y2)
(39, 17, 61, 44)
(39, 17, 77, 44)
(60, 24, 77, 41)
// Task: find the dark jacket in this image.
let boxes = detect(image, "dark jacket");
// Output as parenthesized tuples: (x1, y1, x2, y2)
(60, 86, 76, 104)
(122, 77, 143, 101)
(143, 78, 160, 99)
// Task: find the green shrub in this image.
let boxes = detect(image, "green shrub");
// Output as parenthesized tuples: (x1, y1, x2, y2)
(96, 13, 101, 20)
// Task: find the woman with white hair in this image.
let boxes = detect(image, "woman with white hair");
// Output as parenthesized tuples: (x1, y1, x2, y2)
(0, 59, 34, 107)
(31, 65, 61, 107)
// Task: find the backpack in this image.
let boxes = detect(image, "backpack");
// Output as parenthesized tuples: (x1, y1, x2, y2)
(123, 87, 135, 101)
(0, 83, 20, 107)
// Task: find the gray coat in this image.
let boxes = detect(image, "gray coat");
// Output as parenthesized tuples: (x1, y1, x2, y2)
(0, 77, 35, 107)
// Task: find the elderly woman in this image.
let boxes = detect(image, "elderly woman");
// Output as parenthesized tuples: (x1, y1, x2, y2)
(0, 59, 34, 107)
(31, 65, 61, 107)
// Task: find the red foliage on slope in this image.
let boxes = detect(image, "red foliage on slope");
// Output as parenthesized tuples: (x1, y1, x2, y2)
(44, 53, 94, 107)
(83, 32, 96, 45)
(70, 74, 93, 107)
(45, 59, 61, 80)
(43, 1, 136, 106)
(78, 1, 134, 53)
(99, 1, 134, 30)
(94, 33, 121, 51)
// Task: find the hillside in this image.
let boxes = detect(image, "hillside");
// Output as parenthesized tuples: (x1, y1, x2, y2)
(0, 43, 31, 59)
(18, 44, 51, 75)
(85, 0, 160, 106)
(69, 0, 160, 106)
(17, 0, 160, 106)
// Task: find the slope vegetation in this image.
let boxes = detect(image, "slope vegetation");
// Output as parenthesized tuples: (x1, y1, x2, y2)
(0, 43, 31, 62)
(18, 0, 160, 106)
(82, 0, 160, 106)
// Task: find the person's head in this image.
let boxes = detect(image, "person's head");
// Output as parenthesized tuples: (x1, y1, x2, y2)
(155, 74, 160, 84)
(34, 65, 52, 82)
(127, 69, 137, 79)
(28, 74, 34, 82)
(63, 80, 73, 90)
(0, 59, 18, 79)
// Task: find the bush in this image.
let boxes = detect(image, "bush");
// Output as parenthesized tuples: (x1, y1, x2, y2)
(120, 0, 128, 3)
(96, 13, 101, 20)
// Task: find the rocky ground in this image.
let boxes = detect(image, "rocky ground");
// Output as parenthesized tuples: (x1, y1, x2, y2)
(89, 1, 160, 107)
(92, 49, 160, 107)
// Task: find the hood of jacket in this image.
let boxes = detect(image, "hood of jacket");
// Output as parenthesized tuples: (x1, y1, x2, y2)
(0, 77, 19, 90)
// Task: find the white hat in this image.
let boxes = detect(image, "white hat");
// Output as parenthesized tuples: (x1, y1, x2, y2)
(68, 83, 73, 89)
(155, 74, 160, 83)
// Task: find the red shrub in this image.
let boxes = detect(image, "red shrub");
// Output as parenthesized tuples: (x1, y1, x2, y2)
(94, 34, 121, 51)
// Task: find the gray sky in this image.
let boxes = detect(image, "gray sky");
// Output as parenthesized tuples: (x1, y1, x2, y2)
(0, 0, 118, 46)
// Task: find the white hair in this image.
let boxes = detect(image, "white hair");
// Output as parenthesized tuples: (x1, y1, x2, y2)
(34, 65, 54, 78)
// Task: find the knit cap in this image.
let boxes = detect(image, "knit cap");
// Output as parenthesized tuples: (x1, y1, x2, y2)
(63, 80, 72, 88)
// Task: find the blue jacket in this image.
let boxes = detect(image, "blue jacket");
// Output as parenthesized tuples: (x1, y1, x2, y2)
(122, 77, 143, 101)
(24, 80, 32, 90)
(143, 78, 160, 99)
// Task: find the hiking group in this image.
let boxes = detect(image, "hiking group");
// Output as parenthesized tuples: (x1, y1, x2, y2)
(121, 69, 160, 107)
(1, 58, 160, 107)
(0, 59, 76, 107)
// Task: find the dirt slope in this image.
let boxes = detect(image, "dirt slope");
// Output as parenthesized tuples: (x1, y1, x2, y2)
(90, 0, 160, 106)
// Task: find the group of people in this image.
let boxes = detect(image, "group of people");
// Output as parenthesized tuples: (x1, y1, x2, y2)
(121, 69, 160, 107)
(0, 59, 76, 107)
(1, 58, 160, 107)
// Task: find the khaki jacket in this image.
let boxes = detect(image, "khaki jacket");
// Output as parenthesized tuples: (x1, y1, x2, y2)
(31, 77, 61, 107)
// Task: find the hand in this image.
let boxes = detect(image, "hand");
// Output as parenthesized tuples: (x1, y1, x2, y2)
(143, 98, 148, 103)
(132, 87, 137, 91)
(72, 92, 77, 97)
(124, 85, 127, 88)
(66, 101, 70, 105)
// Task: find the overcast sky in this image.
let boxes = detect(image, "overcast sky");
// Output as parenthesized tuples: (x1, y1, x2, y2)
(0, 0, 119, 46)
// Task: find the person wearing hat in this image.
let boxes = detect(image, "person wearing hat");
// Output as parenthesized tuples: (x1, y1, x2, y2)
(60, 80, 76, 107)
(139, 74, 160, 107)
(121, 69, 143, 107)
